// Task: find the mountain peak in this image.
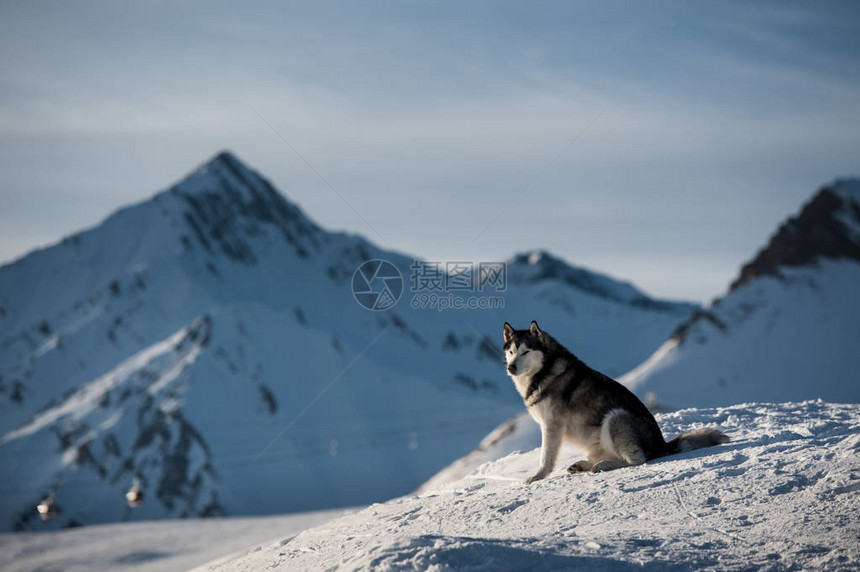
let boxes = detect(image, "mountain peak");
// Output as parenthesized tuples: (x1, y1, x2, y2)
(506, 250, 694, 313)
(196, 150, 247, 178)
(506, 250, 635, 298)
(167, 151, 323, 262)
(174, 150, 271, 197)
(211, 149, 241, 164)
(730, 179, 860, 291)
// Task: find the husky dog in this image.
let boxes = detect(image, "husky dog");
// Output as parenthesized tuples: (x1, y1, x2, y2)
(504, 321, 728, 483)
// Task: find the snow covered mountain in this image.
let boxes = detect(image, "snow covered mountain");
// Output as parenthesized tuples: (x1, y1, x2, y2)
(623, 179, 860, 409)
(0, 151, 694, 531)
(202, 401, 860, 571)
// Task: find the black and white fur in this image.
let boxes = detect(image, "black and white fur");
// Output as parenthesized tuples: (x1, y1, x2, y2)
(504, 321, 728, 484)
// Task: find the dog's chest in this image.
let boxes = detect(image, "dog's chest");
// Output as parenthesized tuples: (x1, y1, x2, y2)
(525, 398, 554, 426)
(523, 394, 600, 448)
(509, 373, 532, 400)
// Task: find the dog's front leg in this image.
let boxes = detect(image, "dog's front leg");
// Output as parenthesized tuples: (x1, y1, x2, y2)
(525, 423, 562, 484)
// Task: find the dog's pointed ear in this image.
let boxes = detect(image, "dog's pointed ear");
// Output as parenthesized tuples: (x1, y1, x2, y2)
(503, 322, 515, 343)
(529, 320, 542, 337)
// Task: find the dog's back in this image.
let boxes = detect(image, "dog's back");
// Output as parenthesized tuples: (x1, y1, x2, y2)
(555, 362, 667, 460)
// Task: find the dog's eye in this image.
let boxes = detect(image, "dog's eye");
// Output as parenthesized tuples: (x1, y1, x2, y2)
(522, 350, 531, 355)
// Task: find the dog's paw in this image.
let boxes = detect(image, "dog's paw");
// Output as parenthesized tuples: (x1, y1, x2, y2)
(567, 460, 592, 473)
(591, 460, 625, 473)
(523, 472, 547, 484)
(591, 461, 609, 473)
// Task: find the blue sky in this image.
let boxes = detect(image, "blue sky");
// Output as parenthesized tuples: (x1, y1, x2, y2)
(1, 1, 858, 302)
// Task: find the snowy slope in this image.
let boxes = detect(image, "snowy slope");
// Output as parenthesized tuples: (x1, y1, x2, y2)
(0, 151, 694, 530)
(201, 401, 860, 571)
(0, 507, 351, 572)
(622, 180, 860, 409)
(417, 412, 538, 494)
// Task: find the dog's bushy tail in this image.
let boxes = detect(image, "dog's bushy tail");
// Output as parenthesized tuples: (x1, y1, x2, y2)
(664, 427, 729, 456)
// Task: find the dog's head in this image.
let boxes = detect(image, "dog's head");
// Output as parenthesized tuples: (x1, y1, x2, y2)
(502, 320, 549, 377)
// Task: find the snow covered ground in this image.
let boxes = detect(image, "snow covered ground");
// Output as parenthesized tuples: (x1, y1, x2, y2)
(201, 401, 859, 571)
(0, 507, 351, 572)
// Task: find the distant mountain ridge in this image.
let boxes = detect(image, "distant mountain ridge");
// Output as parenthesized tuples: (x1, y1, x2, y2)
(0, 151, 693, 530)
(623, 178, 860, 407)
(730, 180, 860, 291)
(506, 250, 692, 312)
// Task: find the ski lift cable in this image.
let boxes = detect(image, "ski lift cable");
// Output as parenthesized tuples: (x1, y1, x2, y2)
(189, 408, 519, 456)
(251, 323, 392, 462)
(0, 412, 514, 496)
(0, 405, 519, 466)
(191, 411, 512, 460)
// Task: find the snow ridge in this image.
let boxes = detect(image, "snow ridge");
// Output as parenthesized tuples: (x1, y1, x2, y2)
(506, 250, 695, 313)
(730, 179, 860, 291)
(1, 316, 209, 444)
